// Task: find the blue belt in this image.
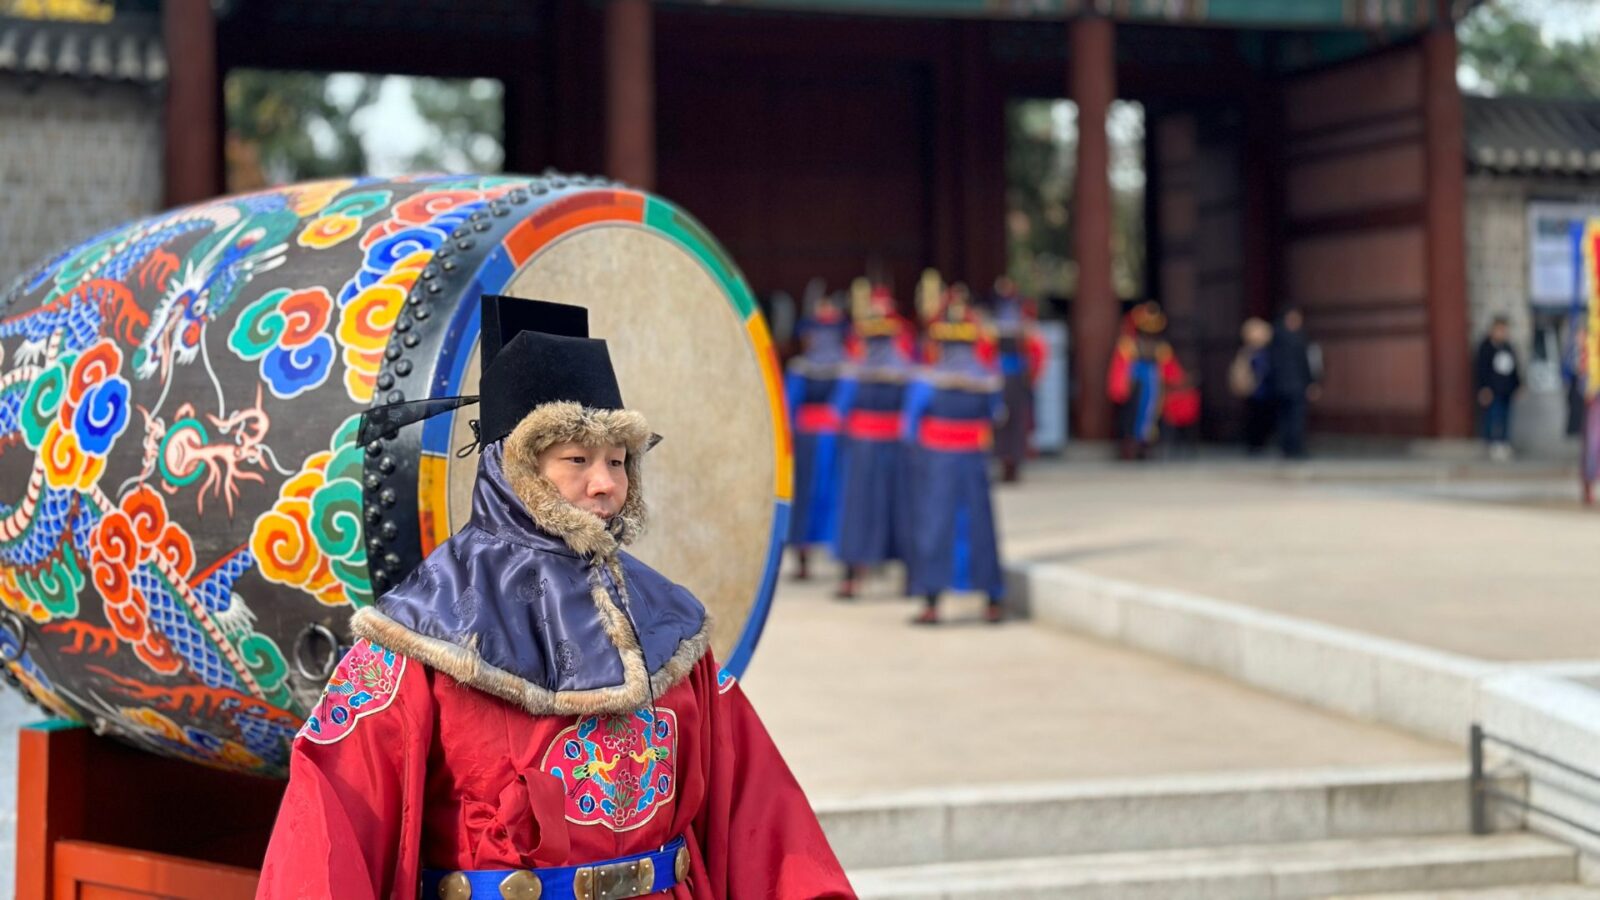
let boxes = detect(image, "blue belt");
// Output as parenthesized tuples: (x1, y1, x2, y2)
(422, 836, 687, 899)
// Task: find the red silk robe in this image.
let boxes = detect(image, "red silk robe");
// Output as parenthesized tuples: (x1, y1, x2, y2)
(256, 644, 854, 899)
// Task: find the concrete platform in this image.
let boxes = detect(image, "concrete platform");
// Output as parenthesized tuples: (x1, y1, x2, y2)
(741, 572, 1451, 800)
(1331, 883, 1600, 890)
(847, 833, 1579, 900)
(997, 461, 1600, 663)
(817, 763, 1525, 870)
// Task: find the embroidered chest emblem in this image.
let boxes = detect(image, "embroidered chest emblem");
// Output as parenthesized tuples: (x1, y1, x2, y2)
(297, 639, 405, 745)
(541, 708, 678, 832)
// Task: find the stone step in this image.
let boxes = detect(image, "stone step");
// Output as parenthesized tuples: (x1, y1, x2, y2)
(1332, 887, 1600, 899)
(1012, 562, 1494, 746)
(847, 833, 1576, 900)
(816, 764, 1523, 870)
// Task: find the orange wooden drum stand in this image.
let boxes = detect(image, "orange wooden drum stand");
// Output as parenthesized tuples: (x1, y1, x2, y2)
(16, 722, 279, 899)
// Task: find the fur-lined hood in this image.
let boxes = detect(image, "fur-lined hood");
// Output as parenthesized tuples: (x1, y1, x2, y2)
(352, 407, 709, 717)
(500, 401, 652, 557)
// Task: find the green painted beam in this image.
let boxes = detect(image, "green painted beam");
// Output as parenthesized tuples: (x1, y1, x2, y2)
(664, 0, 1454, 31)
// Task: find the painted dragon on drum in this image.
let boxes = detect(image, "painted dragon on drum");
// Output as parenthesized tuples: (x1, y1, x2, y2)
(0, 176, 561, 773)
(0, 175, 791, 779)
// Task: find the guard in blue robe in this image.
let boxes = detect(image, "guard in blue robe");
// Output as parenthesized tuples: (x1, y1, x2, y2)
(830, 285, 914, 599)
(784, 290, 851, 580)
(904, 287, 1005, 624)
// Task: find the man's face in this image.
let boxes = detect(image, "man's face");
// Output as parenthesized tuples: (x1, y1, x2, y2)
(535, 441, 628, 520)
(1491, 322, 1509, 343)
(1284, 310, 1304, 331)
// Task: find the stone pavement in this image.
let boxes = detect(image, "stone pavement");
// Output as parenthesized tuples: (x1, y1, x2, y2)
(997, 459, 1600, 663)
(742, 568, 1451, 800)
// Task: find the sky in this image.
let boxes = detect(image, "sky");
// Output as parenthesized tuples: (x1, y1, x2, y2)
(327, 74, 504, 177)
(1520, 0, 1600, 43)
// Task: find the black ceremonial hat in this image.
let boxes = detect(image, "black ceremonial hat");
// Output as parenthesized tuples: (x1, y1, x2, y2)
(357, 295, 630, 450)
(476, 295, 625, 447)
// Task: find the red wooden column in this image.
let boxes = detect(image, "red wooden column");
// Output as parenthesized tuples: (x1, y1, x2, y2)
(1069, 14, 1117, 440)
(605, 0, 656, 191)
(162, 0, 221, 207)
(1422, 6, 1472, 438)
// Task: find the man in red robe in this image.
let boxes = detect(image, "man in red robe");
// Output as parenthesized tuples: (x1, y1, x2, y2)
(257, 296, 854, 899)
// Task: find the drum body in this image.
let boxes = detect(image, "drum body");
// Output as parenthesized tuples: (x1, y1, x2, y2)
(0, 175, 789, 775)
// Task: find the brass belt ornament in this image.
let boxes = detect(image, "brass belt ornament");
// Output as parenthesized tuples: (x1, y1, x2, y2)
(438, 872, 472, 900)
(435, 844, 687, 899)
(499, 870, 542, 900)
(435, 870, 543, 900)
(572, 856, 654, 900)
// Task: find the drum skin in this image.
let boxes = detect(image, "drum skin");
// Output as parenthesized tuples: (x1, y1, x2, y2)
(0, 175, 790, 776)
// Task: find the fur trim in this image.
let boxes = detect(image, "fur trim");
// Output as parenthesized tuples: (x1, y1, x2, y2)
(357, 402, 711, 717)
(501, 402, 650, 552)
(924, 370, 1004, 393)
(352, 595, 711, 717)
(604, 558, 711, 699)
(840, 363, 911, 385)
(787, 357, 845, 380)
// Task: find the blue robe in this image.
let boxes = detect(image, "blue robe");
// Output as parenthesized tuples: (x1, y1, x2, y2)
(903, 344, 1004, 598)
(831, 338, 913, 567)
(784, 352, 847, 547)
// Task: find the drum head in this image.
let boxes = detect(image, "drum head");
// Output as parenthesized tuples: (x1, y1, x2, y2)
(438, 225, 784, 666)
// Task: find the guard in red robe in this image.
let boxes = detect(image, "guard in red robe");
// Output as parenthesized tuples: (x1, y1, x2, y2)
(1107, 301, 1185, 461)
(257, 296, 854, 899)
(989, 278, 1046, 483)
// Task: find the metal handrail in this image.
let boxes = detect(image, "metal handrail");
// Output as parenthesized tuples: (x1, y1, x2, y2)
(1471, 723, 1600, 839)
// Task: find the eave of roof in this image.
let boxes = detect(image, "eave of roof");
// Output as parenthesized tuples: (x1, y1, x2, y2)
(0, 14, 164, 86)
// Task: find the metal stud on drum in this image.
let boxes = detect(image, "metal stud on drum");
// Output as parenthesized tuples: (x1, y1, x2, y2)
(0, 175, 790, 775)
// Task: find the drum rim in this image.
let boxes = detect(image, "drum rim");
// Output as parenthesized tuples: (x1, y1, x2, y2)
(365, 185, 790, 679)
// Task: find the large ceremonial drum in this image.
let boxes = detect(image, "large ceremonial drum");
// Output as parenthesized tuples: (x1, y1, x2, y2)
(0, 175, 790, 775)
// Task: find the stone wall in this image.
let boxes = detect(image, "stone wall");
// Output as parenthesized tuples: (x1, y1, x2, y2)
(1464, 174, 1534, 350)
(1464, 172, 1598, 453)
(0, 79, 163, 290)
(1465, 172, 1600, 345)
(0, 76, 161, 890)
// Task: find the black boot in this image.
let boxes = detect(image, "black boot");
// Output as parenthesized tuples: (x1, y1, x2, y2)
(984, 596, 1005, 624)
(790, 547, 810, 581)
(835, 565, 860, 600)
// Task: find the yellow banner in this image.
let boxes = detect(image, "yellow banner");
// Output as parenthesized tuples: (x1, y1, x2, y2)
(2, 0, 115, 23)
(1586, 219, 1600, 400)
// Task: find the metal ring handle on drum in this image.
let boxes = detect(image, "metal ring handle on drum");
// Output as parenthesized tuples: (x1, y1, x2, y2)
(293, 623, 341, 682)
(0, 609, 26, 663)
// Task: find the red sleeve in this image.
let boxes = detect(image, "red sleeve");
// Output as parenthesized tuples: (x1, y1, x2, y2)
(1107, 338, 1133, 404)
(694, 658, 856, 899)
(256, 640, 434, 900)
(975, 334, 998, 369)
(1025, 332, 1047, 384)
(1162, 352, 1187, 387)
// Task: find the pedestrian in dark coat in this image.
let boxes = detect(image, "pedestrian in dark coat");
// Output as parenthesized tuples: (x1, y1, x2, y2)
(1269, 308, 1319, 459)
(1475, 315, 1522, 461)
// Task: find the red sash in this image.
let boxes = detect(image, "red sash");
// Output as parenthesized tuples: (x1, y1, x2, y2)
(846, 410, 902, 441)
(918, 417, 991, 452)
